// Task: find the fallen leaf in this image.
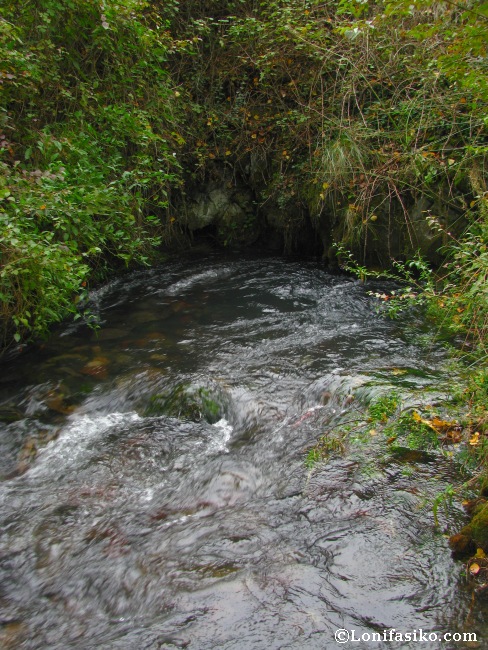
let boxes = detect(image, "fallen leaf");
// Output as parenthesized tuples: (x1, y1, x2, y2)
(431, 416, 457, 432)
(391, 368, 407, 376)
(413, 412, 460, 438)
(469, 432, 480, 446)
(469, 563, 480, 575)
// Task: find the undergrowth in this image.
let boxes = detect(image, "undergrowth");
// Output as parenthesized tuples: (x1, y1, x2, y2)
(1, 0, 487, 348)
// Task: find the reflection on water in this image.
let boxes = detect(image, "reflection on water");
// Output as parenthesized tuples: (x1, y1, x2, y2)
(0, 254, 485, 649)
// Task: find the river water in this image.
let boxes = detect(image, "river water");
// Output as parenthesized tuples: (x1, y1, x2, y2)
(0, 254, 485, 649)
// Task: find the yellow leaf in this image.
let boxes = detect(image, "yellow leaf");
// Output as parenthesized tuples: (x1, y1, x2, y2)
(369, 429, 377, 436)
(448, 159, 455, 165)
(475, 548, 486, 559)
(469, 432, 480, 446)
(431, 417, 454, 430)
(469, 563, 480, 575)
(470, 200, 477, 208)
(225, 150, 231, 156)
(413, 411, 446, 433)
(322, 182, 329, 189)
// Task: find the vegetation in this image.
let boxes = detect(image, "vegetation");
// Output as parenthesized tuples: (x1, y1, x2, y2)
(145, 383, 223, 423)
(0, 0, 188, 344)
(1, 0, 486, 348)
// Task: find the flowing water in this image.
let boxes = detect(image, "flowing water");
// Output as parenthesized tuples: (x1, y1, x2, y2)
(0, 254, 486, 649)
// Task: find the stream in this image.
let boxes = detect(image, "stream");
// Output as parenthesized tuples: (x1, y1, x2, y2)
(0, 254, 486, 649)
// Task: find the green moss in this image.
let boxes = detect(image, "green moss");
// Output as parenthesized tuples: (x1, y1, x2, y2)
(368, 392, 399, 423)
(305, 430, 347, 468)
(460, 503, 488, 553)
(384, 411, 439, 451)
(144, 384, 223, 424)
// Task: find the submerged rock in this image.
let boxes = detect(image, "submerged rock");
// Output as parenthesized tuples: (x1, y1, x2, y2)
(45, 389, 76, 415)
(144, 382, 224, 423)
(81, 357, 110, 379)
(92, 328, 128, 342)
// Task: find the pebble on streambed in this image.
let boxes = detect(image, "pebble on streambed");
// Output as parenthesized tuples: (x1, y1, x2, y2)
(80, 356, 110, 379)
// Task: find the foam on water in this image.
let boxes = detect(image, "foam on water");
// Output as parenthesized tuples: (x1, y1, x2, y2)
(208, 417, 233, 454)
(28, 411, 141, 478)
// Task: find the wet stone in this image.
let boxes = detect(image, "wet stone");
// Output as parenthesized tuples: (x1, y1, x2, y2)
(127, 310, 163, 325)
(80, 357, 110, 379)
(0, 621, 28, 649)
(92, 328, 129, 342)
(0, 406, 24, 423)
(44, 389, 76, 415)
(389, 446, 436, 464)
